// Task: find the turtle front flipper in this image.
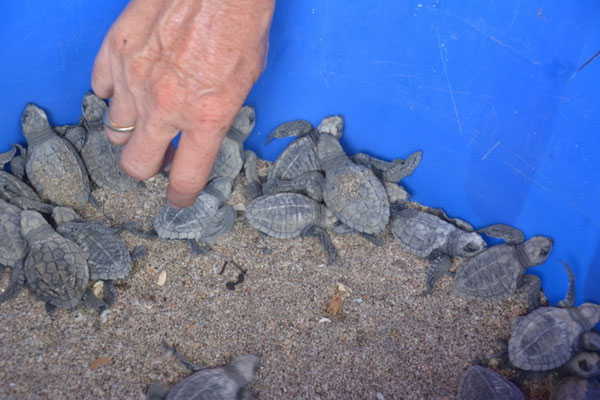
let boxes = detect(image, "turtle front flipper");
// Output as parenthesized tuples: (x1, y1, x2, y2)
(478, 224, 525, 244)
(162, 341, 207, 372)
(0, 261, 25, 304)
(0, 146, 17, 165)
(423, 250, 452, 294)
(130, 245, 147, 261)
(301, 225, 338, 265)
(265, 120, 313, 145)
(10, 144, 27, 180)
(557, 261, 575, 308)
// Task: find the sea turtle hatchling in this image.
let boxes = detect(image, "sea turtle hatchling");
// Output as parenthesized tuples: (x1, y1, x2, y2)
(246, 193, 339, 263)
(549, 377, 600, 400)
(508, 265, 600, 372)
(352, 150, 423, 183)
(79, 92, 141, 192)
(52, 207, 146, 306)
(154, 177, 236, 255)
(21, 103, 90, 209)
(20, 210, 105, 314)
(391, 206, 486, 292)
(0, 199, 27, 304)
(317, 134, 390, 234)
(453, 224, 554, 311)
(457, 365, 524, 400)
(209, 106, 255, 181)
(147, 343, 260, 400)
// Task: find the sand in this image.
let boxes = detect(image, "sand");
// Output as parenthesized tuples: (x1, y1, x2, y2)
(0, 161, 558, 399)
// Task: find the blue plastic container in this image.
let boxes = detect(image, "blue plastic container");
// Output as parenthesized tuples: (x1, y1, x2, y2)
(1, 1, 598, 305)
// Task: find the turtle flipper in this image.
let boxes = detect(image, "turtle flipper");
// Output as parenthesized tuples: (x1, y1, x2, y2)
(425, 207, 474, 232)
(0, 145, 17, 165)
(10, 144, 27, 180)
(265, 120, 313, 145)
(522, 274, 542, 312)
(188, 240, 212, 256)
(423, 250, 452, 294)
(557, 261, 575, 308)
(130, 245, 147, 261)
(146, 383, 170, 400)
(478, 224, 524, 244)
(0, 261, 25, 304)
(301, 225, 338, 265)
(359, 232, 384, 246)
(381, 150, 423, 182)
(103, 280, 117, 307)
(81, 288, 107, 313)
(162, 341, 206, 372)
(0, 188, 53, 214)
(581, 331, 600, 352)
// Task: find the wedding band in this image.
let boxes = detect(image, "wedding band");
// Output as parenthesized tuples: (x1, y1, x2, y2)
(102, 107, 135, 133)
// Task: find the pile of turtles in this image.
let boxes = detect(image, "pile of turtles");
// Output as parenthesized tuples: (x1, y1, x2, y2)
(1, 93, 599, 399)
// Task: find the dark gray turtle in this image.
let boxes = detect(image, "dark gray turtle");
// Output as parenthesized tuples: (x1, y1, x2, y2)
(262, 171, 325, 202)
(20, 210, 105, 314)
(80, 92, 141, 192)
(265, 119, 313, 144)
(52, 207, 146, 306)
(391, 207, 486, 292)
(147, 344, 260, 400)
(564, 351, 600, 379)
(246, 193, 339, 263)
(317, 134, 389, 234)
(0, 199, 27, 304)
(54, 123, 87, 152)
(549, 377, 600, 400)
(209, 106, 255, 181)
(154, 178, 236, 255)
(508, 293, 600, 371)
(454, 225, 554, 311)
(21, 103, 90, 209)
(352, 150, 423, 183)
(457, 365, 524, 400)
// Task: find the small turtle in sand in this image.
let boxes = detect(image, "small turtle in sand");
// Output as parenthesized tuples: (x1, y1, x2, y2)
(564, 351, 600, 379)
(0, 199, 27, 304)
(457, 365, 524, 400)
(352, 150, 423, 183)
(246, 193, 339, 263)
(209, 106, 256, 181)
(453, 224, 553, 311)
(54, 123, 88, 152)
(508, 264, 600, 371)
(549, 377, 600, 400)
(266, 115, 344, 182)
(154, 178, 236, 255)
(21, 103, 90, 209)
(20, 210, 105, 314)
(391, 206, 486, 292)
(147, 343, 260, 400)
(317, 134, 389, 234)
(52, 207, 146, 306)
(79, 92, 141, 192)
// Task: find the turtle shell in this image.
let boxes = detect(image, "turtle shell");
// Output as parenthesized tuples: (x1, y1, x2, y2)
(0, 199, 26, 267)
(267, 135, 321, 181)
(391, 209, 454, 258)
(154, 194, 223, 240)
(508, 307, 585, 371)
(57, 222, 132, 280)
(453, 244, 524, 300)
(209, 136, 244, 180)
(457, 366, 524, 400)
(246, 193, 323, 239)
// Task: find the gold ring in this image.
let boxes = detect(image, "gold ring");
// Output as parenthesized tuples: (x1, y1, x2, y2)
(102, 107, 135, 133)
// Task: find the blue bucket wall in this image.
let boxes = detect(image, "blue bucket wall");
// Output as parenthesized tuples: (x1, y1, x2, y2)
(1, 1, 598, 305)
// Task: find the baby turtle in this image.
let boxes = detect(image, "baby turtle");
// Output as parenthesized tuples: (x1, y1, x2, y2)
(147, 343, 260, 400)
(391, 206, 486, 292)
(352, 150, 423, 182)
(246, 193, 339, 263)
(80, 92, 141, 192)
(317, 134, 389, 234)
(21, 103, 90, 209)
(453, 224, 553, 311)
(0, 199, 27, 304)
(209, 106, 255, 180)
(52, 207, 146, 306)
(154, 178, 236, 255)
(457, 365, 524, 400)
(20, 210, 105, 314)
(549, 377, 600, 400)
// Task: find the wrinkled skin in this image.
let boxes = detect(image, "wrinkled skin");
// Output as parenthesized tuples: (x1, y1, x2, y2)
(92, 0, 274, 208)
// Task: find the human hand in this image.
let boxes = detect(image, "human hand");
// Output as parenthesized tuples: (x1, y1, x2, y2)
(92, 0, 274, 208)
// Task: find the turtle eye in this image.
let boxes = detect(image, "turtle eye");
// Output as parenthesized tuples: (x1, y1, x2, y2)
(464, 243, 479, 252)
(539, 247, 549, 257)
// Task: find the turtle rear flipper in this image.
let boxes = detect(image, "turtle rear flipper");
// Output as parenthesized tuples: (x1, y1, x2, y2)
(557, 261, 575, 308)
(201, 205, 236, 243)
(188, 240, 212, 256)
(0, 262, 25, 304)
(301, 225, 338, 265)
(422, 250, 452, 295)
(162, 341, 207, 372)
(478, 224, 525, 244)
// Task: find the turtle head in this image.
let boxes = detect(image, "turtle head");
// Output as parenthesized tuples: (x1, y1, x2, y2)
(576, 303, 600, 328)
(21, 103, 53, 145)
(227, 354, 260, 386)
(52, 206, 83, 225)
(317, 115, 344, 139)
(451, 231, 487, 257)
(81, 91, 107, 123)
(228, 106, 255, 143)
(522, 236, 553, 266)
(20, 210, 51, 239)
(316, 134, 346, 170)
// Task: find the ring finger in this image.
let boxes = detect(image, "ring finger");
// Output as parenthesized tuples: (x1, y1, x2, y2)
(104, 86, 138, 145)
